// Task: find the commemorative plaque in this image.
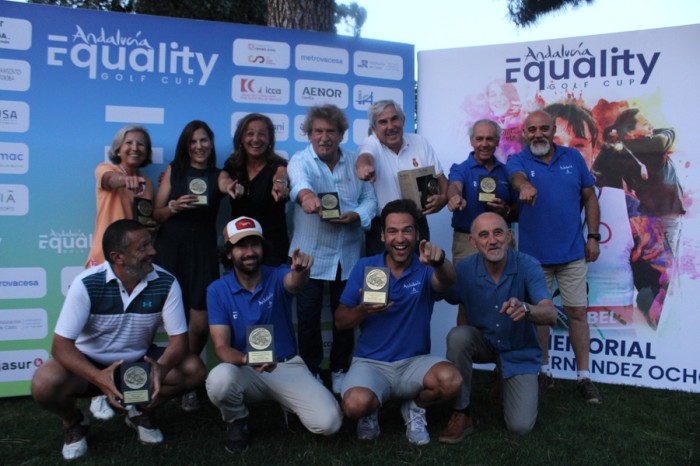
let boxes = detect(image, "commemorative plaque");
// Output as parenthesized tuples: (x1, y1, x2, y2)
(319, 192, 341, 220)
(478, 175, 497, 202)
(116, 361, 151, 406)
(398, 166, 438, 209)
(133, 197, 153, 225)
(417, 174, 440, 209)
(187, 176, 208, 206)
(362, 266, 390, 305)
(246, 325, 276, 365)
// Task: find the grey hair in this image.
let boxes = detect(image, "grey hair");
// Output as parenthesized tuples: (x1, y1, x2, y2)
(367, 100, 405, 129)
(469, 119, 502, 139)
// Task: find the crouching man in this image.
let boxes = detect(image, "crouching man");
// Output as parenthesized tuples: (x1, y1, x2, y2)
(336, 199, 462, 445)
(438, 212, 556, 443)
(31, 219, 206, 460)
(206, 217, 342, 453)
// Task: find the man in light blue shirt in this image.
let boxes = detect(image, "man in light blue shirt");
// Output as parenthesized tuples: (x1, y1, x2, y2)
(288, 104, 377, 394)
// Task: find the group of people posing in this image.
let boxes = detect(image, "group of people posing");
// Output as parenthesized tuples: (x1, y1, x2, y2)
(33, 99, 624, 460)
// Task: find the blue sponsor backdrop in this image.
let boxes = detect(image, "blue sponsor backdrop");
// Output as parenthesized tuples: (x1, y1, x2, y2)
(0, 1, 414, 396)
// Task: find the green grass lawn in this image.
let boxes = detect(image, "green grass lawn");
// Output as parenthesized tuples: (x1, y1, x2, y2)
(2, 371, 697, 465)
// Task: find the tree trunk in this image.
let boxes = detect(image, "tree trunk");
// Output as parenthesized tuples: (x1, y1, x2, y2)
(267, 0, 335, 32)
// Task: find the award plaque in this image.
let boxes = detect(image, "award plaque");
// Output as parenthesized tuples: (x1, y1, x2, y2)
(362, 266, 390, 305)
(478, 175, 497, 202)
(417, 174, 440, 209)
(187, 176, 208, 206)
(116, 361, 151, 406)
(133, 197, 153, 225)
(246, 325, 276, 365)
(398, 166, 438, 209)
(319, 192, 341, 220)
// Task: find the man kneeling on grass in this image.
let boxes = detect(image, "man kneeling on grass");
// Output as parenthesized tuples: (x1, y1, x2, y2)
(31, 219, 205, 460)
(205, 217, 342, 453)
(438, 213, 556, 443)
(335, 199, 462, 445)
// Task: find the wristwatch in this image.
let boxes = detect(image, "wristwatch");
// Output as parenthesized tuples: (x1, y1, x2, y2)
(587, 233, 601, 241)
(522, 302, 531, 318)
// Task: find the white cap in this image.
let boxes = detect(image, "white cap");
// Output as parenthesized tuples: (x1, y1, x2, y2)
(224, 217, 263, 245)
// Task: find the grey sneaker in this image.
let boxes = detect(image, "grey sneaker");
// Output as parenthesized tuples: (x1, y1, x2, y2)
(356, 409, 380, 440)
(577, 378, 602, 404)
(62, 411, 90, 460)
(400, 400, 430, 445)
(181, 390, 200, 412)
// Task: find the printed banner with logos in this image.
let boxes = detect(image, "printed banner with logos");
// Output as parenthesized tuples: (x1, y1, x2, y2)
(0, 1, 414, 397)
(419, 24, 700, 392)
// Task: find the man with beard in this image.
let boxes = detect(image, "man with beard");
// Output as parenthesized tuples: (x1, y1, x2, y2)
(438, 213, 556, 443)
(355, 100, 448, 255)
(336, 199, 461, 445)
(288, 104, 377, 394)
(31, 219, 205, 460)
(206, 217, 342, 454)
(506, 110, 602, 404)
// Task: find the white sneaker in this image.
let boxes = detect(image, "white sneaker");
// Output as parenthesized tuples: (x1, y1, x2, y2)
(356, 409, 380, 440)
(62, 411, 90, 460)
(331, 370, 346, 395)
(400, 400, 430, 445)
(181, 390, 200, 412)
(125, 406, 163, 444)
(89, 395, 115, 420)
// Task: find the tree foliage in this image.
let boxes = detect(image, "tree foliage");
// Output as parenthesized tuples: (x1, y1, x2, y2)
(508, 0, 595, 27)
(29, 0, 366, 34)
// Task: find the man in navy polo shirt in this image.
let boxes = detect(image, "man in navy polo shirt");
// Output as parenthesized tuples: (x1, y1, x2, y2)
(336, 199, 461, 445)
(506, 110, 602, 403)
(438, 212, 556, 443)
(206, 217, 342, 454)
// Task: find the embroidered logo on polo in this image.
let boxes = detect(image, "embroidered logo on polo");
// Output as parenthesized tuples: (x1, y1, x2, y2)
(404, 280, 420, 295)
(258, 293, 274, 309)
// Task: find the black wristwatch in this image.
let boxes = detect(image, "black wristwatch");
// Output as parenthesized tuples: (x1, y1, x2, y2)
(587, 233, 601, 241)
(522, 302, 531, 318)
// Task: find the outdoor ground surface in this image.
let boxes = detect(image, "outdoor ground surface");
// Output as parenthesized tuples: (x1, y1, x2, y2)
(2, 371, 697, 465)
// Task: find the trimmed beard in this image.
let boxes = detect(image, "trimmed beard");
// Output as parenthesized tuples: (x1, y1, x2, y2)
(530, 140, 550, 157)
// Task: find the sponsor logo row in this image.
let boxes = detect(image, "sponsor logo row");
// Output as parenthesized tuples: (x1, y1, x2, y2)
(233, 40, 404, 80)
(232, 77, 403, 110)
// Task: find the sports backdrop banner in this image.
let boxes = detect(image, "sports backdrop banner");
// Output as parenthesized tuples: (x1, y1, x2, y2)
(0, 1, 415, 397)
(419, 24, 700, 392)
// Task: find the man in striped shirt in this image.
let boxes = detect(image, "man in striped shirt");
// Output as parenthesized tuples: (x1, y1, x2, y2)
(31, 219, 205, 460)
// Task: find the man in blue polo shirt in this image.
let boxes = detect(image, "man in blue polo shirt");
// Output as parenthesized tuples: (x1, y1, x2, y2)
(506, 110, 602, 403)
(206, 217, 342, 454)
(336, 199, 461, 445)
(438, 212, 556, 443)
(447, 119, 515, 262)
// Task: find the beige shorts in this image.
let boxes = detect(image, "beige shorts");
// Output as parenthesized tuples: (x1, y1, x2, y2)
(452, 230, 479, 264)
(542, 258, 588, 308)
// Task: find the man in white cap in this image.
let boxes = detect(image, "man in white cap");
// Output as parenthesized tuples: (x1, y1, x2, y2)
(206, 217, 342, 454)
